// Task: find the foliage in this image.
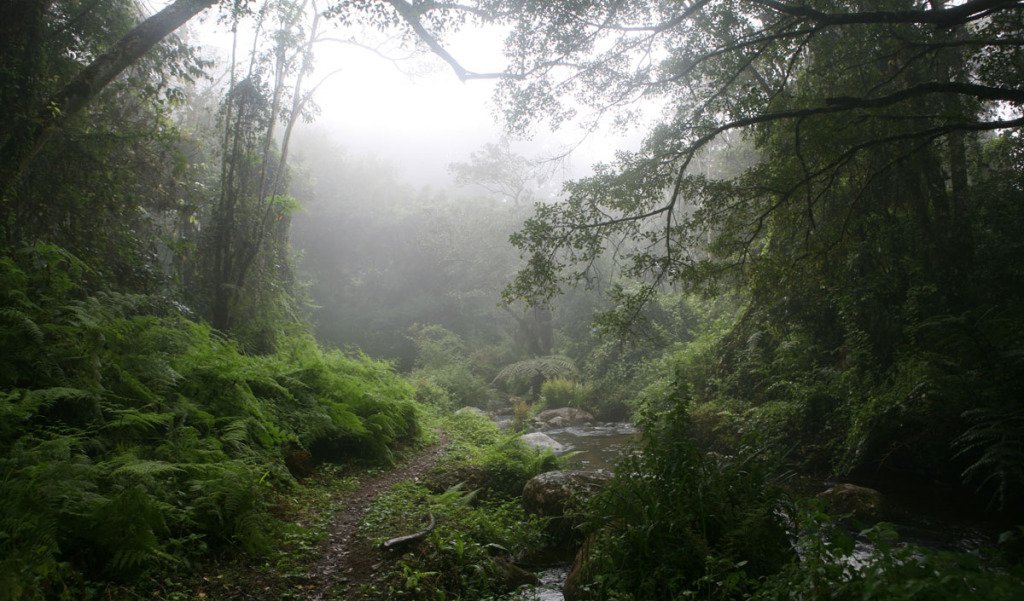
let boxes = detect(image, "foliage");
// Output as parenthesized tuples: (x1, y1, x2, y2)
(0, 245, 420, 598)
(492, 0, 1024, 513)
(360, 481, 545, 600)
(572, 389, 791, 600)
(756, 509, 1024, 600)
(432, 410, 560, 499)
(539, 378, 590, 409)
(360, 411, 556, 600)
(408, 324, 494, 408)
(493, 355, 577, 400)
(572, 292, 736, 420)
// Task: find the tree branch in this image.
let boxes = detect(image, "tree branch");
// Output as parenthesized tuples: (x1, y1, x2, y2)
(2, 0, 219, 198)
(750, 0, 1022, 27)
(383, 0, 520, 81)
(827, 81, 1024, 107)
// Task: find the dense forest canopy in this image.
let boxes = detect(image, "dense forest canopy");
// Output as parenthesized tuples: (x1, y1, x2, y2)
(1, 0, 1023, 599)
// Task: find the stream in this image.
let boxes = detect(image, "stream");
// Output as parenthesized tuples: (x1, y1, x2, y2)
(493, 416, 641, 601)
(544, 423, 640, 471)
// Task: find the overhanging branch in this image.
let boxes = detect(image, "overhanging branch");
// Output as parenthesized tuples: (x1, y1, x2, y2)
(384, 0, 521, 81)
(750, 0, 1023, 27)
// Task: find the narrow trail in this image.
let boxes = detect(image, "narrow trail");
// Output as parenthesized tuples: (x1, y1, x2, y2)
(308, 433, 448, 600)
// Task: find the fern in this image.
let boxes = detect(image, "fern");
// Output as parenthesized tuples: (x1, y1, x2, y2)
(102, 407, 173, 434)
(218, 418, 254, 453)
(110, 457, 185, 481)
(20, 387, 98, 416)
(0, 246, 425, 595)
(954, 405, 1024, 509)
(0, 307, 44, 346)
(493, 355, 578, 385)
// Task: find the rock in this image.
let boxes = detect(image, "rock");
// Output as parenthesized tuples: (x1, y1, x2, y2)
(491, 556, 539, 588)
(522, 470, 612, 543)
(522, 469, 611, 517)
(519, 432, 566, 453)
(548, 416, 567, 428)
(536, 407, 595, 426)
(563, 536, 595, 601)
(454, 406, 487, 418)
(817, 483, 884, 519)
(284, 445, 314, 479)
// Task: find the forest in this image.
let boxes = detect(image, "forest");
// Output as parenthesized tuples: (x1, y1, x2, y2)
(1, 0, 1023, 599)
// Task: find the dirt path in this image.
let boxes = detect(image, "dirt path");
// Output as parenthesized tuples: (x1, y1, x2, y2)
(307, 434, 448, 600)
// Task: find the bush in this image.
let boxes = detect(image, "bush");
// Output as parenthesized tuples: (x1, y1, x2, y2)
(571, 388, 792, 600)
(541, 377, 592, 409)
(757, 508, 1024, 600)
(432, 411, 559, 499)
(411, 376, 453, 411)
(408, 324, 493, 407)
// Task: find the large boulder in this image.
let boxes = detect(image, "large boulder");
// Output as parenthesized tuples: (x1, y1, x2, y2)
(519, 432, 566, 453)
(817, 483, 884, 520)
(535, 407, 595, 427)
(522, 470, 612, 542)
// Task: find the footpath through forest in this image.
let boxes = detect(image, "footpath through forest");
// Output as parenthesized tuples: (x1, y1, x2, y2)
(308, 433, 449, 600)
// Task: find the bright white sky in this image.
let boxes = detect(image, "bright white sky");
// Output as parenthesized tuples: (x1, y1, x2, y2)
(159, 1, 645, 191)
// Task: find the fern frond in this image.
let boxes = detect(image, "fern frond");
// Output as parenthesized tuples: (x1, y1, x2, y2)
(111, 459, 184, 480)
(493, 355, 577, 385)
(219, 418, 253, 453)
(102, 408, 173, 434)
(0, 307, 44, 345)
(20, 387, 97, 416)
(954, 406, 1024, 509)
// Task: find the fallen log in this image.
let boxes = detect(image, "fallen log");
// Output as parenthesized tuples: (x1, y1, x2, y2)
(381, 511, 436, 551)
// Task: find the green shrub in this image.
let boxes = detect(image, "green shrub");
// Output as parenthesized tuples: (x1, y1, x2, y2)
(433, 411, 559, 498)
(408, 324, 493, 407)
(411, 376, 453, 411)
(541, 377, 592, 409)
(572, 389, 791, 600)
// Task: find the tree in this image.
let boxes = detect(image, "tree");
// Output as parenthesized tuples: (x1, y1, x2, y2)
(511, 0, 1024, 504)
(493, 355, 577, 400)
(479, 0, 1023, 303)
(449, 137, 553, 206)
(0, 0, 222, 198)
(197, 0, 323, 347)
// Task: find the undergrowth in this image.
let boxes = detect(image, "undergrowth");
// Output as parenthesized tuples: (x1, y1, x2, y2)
(428, 410, 560, 498)
(357, 410, 554, 600)
(755, 509, 1024, 601)
(0, 245, 421, 600)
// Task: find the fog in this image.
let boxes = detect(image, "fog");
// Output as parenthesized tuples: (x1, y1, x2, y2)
(179, 3, 643, 191)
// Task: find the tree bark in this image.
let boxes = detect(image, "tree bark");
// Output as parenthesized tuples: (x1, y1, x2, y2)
(1, 0, 218, 198)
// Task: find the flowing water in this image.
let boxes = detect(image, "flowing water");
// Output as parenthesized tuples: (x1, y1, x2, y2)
(500, 418, 640, 601)
(543, 423, 640, 470)
(515, 565, 570, 601)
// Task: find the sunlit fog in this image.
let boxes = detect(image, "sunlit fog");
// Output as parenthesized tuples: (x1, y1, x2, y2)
(180, 1, 641, 189)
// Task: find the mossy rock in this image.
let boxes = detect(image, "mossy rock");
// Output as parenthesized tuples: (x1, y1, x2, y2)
(817, 483, 884, 520)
